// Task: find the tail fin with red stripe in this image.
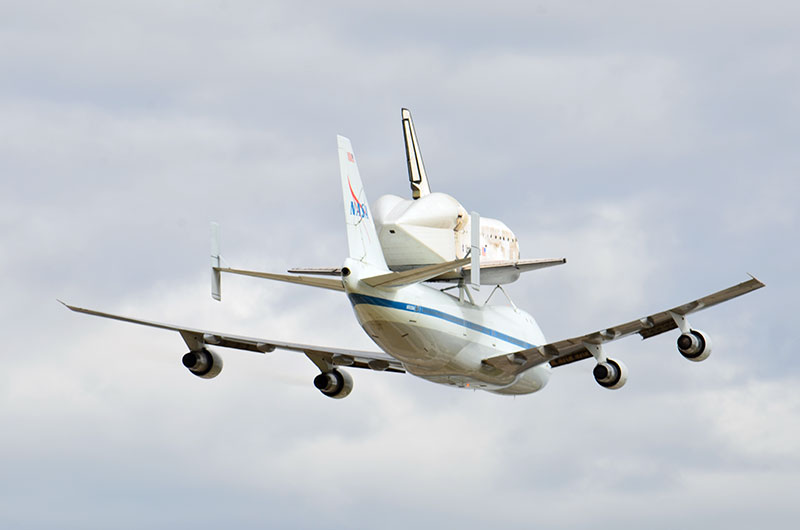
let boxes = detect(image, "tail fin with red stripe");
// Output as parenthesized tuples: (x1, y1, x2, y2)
(337, 135, 389, 270)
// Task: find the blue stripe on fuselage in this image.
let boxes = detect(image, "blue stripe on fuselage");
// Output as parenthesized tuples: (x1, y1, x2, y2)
(347, 293, 536, 349)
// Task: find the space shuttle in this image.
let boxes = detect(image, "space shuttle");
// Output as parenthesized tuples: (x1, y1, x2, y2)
(294, 109, 565, 287)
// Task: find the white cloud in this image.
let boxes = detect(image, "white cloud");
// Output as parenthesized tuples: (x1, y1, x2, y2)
(700, 378, 800, 463)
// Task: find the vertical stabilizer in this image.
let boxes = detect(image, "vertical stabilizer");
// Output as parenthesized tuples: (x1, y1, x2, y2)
(402, 108, 431, 200)
(470, 212, 480, 290)
(337, 135, 389, 269)
(211, 222, 221, 301)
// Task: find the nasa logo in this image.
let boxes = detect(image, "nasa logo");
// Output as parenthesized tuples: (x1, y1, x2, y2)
(347, 178, 369, 219)
(350, 201, 369, 219)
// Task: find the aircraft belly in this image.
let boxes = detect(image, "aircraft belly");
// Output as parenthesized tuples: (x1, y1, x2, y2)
(355, 308, 470, 369)
(416, 365, 550, 394)
(351, 303, 548, 392)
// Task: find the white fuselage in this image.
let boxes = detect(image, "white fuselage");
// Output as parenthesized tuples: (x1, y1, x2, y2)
(373, 193, 520, 270)
(342, 258, 551, 395)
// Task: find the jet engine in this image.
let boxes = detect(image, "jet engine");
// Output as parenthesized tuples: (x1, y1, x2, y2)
(593, 358, 628, 389)
(313, 369, 354, 399)
(677, 329, 712, 362)
(182, 348, 223, 379)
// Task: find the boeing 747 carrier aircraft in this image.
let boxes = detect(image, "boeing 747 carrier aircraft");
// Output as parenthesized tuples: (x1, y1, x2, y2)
(63, 113, 764, 398)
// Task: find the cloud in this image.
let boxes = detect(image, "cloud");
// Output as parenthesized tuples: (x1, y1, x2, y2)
(1, 1, 797, 528)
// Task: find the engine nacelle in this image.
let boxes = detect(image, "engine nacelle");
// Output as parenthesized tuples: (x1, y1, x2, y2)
(593, 358, 628, 390)
(677, 329, 712, 362)
(313, 369, 354, 399)
(182, 348, 223, 379)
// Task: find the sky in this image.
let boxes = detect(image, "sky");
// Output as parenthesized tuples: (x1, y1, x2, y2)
(1, 0, 798, 528)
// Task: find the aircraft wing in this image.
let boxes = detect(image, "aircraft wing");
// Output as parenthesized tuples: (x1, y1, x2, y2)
(60, 302, 405, 373)
(481, 277, 764, 377)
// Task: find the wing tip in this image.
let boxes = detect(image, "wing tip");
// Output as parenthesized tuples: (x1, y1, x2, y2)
(57, 299, 76, 311)
(746, 273, 766, 288)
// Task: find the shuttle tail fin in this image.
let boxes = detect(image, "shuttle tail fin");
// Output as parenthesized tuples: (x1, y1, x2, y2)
(337, 135, 389, 270)
(402, 108, 431, 200)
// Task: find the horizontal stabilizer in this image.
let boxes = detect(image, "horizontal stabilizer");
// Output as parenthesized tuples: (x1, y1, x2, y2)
(430, 258, 567, 285)
(287, 258, 566, 285)
(287, 267, 343, 276)
(216, 267, 344, 292)
(362, 257, 470, 289)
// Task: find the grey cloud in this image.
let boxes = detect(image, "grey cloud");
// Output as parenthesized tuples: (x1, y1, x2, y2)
(1, 0, 798, 528)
